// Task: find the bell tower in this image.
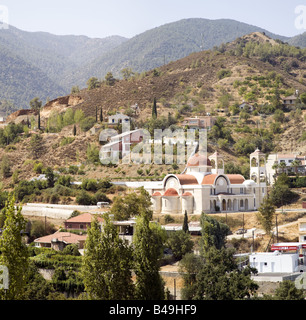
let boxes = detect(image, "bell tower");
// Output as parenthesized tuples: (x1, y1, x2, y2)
(209, 151, 224, 174)
(250, 148, 266, 184)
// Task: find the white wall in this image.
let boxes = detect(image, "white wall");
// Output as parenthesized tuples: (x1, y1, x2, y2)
(249, 252, 299, 273)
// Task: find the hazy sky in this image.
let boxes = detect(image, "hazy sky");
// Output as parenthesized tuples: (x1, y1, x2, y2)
(1, 0, 306, 38)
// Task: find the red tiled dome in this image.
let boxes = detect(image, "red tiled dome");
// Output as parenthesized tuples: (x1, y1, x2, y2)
(182, 192, 193, 197)
(187, 153, 211, 167)
(163, 188, 179, 197)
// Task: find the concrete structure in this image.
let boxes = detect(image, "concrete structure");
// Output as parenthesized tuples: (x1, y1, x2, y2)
(249, 251, 300, 273)
(100, 129, 144, 162)
(112, 219, 136, 245)
(266, 153, 306, 185)
(145, 149, 267, 214)
(182, 116, 215, 130)
(238, 102, 254, 112)
(298, 219, 306, 242)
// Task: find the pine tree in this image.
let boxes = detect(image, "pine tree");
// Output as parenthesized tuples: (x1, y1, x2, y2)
(0, 194, 29, 300)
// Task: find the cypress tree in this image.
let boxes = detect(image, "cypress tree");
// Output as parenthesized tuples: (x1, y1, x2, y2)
(152, 98, 157, 119)
(100, 107, 103, 122)
(183, 210, 189, 233)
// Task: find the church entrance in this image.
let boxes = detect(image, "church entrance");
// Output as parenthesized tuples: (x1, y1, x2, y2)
(222, 199, 226, 211)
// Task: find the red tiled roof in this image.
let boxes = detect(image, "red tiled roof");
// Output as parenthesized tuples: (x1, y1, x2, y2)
(65, 212, 103, 223)
(201, 174, 218, 185)
(175, 174, 198, 185)
(34, 231, 87, 244)
(163, 188, 179, 197)
(226, 174, 245, 184)
(187, 153, 211, 167)
(201, 174, 245, 185)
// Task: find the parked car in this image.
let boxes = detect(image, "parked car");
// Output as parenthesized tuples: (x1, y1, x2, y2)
(235, 228, 247, 235)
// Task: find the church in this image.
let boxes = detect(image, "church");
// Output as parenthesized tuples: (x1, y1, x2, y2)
(144, 149, 267, 215)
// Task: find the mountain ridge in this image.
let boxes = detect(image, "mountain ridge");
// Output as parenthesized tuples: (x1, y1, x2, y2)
(2, 17, 306, 109)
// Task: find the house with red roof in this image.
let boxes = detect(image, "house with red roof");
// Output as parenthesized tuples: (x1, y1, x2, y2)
(64, 212, 103, 231)
(145, 150, 267, 214)
(34, 231, 87, 251)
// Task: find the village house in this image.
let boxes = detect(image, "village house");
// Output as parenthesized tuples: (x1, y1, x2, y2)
(108, 112, 130, 125)
(34, 231, 87, 251)
(282, 90, 299, 108)
(100, 129, 144, 162)
(238, 102, 254, 112)
(182, 116, 215, 130)
(64, 212, 103, 231)
(266, 153, 306, 185)
(145, 149, 267, 214)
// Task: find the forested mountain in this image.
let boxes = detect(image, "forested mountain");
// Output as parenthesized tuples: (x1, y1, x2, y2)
(0, 25, 127, 108)
(70, 18, 289, 87)
(3, 18, 306, 110)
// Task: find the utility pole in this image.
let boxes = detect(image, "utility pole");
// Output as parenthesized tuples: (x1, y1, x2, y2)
(275, 214, 279, 243)
(242, 213, 245, 238)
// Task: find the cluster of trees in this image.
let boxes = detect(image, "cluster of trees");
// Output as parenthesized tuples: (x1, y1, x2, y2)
(0, 191, 305, 300)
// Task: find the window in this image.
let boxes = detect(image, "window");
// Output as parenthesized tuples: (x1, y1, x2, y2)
(240, 200, 244, 208)
(80, 224, 84, 229)
(264, 262, 267, 266)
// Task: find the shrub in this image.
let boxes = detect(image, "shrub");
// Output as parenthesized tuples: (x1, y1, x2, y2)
(80, 117, 95, 132)
(217, 69, 232, 80)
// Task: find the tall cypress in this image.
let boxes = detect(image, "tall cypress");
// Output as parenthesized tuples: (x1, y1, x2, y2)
(152, 98, 157, 119)
(183, 210, 189, 233)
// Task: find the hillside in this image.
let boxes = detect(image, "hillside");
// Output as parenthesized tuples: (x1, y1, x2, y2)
(0, 25, 128, 108)
(70, 18, 289, 87)
(1, 32, 306, 186)
(0, 18, 294, 109)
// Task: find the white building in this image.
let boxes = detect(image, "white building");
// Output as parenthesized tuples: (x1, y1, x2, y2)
(266, 153, 306, 185)
(108, 112, 130, 124)
(249, 251, 300, 273)
(145, 149, 267, 215)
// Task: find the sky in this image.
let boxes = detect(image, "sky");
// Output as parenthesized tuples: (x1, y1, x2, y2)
(1, 0, 306, 39)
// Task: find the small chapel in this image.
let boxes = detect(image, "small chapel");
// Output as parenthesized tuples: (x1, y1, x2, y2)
(145, 149, 267, 215)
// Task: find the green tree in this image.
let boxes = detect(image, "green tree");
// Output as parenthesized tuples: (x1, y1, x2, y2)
(200, 213, 230, 254)
(29, 97, 42, 111)
(273, 280, 304, 300)
(193, 247, 258, 300)
(0, 194, 29, 300)
(183, 210, 189, 233)
(121, 68, 134, 80)
(110, 188, 153, 221)
(105, 72, 116, 86)
(29, 134, 43, 159)
(166, 230, 193, 260)
(82, 214, 134, 300)
(87, 77, 100, 90)
(133, 214, 165, 300)
(44, 167, 55, 188)
(99, 107, 103, 122)
(256, 196, 275, 235)
(0, 154, 11, 178)
(152, 97, 157, 119)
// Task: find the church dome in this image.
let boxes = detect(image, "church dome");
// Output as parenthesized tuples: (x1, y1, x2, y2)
(182, 192, 193, 197)
(187, 153, 211, 167)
